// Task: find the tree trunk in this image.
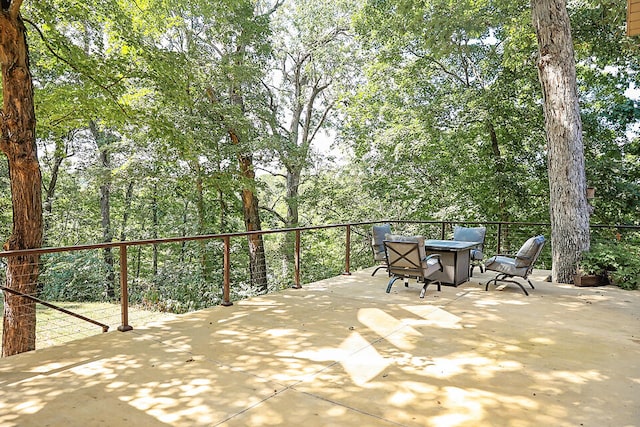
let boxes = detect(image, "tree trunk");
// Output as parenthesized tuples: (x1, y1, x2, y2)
(42, 138, 66, 242)
(120, 181, 134, 241)
(531, 0, 590, 283)
(90, 122, 115, 299)
(235, 138, 268, 294)
(228, 75, 268, 294)
(151, 188, 158, 277)
(193, 161, 209, 279)
(0, 4, 44, 357)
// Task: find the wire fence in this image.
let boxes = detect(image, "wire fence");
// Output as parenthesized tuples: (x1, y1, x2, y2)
(1, 220, 639, 355)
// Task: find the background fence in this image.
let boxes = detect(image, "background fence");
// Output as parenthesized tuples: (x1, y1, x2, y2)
(1, 220, 638, 355)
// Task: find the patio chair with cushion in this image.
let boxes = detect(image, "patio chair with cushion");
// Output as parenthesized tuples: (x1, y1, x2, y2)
(453, 225, 487, 277)
(371, 223, 392, 276)
(484, 235, 546, 296)
(383, 234, 443, 298)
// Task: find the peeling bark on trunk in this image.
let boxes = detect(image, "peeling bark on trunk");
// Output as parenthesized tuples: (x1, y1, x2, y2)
(231, 130, 268, 294)
(0, 4, 44, 357)
(227, 71, 268, 294)
(531, 0, 590, 283)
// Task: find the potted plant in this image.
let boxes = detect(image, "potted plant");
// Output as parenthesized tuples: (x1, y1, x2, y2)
(574, 242, 613, 287)
(575, 240, 640, 290)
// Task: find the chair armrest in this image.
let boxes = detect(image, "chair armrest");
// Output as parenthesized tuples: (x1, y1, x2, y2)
(423, 254, 443, 272)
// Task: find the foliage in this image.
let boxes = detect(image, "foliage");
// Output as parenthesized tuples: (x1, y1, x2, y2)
(40, 252, 113, 301)
(0, 0, 638, 320)
(579, 238, 640, 290)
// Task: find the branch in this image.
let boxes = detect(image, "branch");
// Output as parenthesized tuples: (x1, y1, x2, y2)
(309, 103, 334, 144)
(254, 166, 286, 179)
(408, 47, 468, 86)
(260, 0, 285, 17)
(23, 18, 129, 118)
(259, 205, 287, 226)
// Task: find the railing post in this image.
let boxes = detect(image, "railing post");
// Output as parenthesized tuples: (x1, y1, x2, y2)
(117, 244, 133, 332)
(343, 224, 352, 275)
(222, 236, 233, 306)
(497, 223, 502, 254)
(293, 229, 302, 288)
(440, 222, 446, 239)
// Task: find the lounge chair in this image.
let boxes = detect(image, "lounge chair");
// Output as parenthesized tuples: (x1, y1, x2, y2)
(484, 235, 546, 296)
(453, 225, 487, 277)
(371, 223, 392, 276)
(384, 235, 443, 298)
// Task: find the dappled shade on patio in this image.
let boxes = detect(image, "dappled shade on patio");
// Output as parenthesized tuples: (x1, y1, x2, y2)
(0, 268, 639, 426)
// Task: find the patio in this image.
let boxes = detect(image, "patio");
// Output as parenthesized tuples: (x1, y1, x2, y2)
(1, 267, 639, 426)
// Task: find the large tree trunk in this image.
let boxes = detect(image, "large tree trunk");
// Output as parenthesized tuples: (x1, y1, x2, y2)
(0, 3, 44, 357)
(233, 134, 268, 294)
(531, 0, 590, 283)
(228, 74, 268, 294)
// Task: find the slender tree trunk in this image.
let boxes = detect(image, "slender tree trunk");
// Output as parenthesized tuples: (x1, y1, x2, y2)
(0, 3, 44, 357)
(151, 189, 158, 277)
(193, 162, 209, 279)
(487, 121, 509, 224)
(42, 140, 65, 242)
(120, 181, 134, 241)
(180, 200, 189, 263)
(90, 122, 115, 299)
(531, 0, 590, 283)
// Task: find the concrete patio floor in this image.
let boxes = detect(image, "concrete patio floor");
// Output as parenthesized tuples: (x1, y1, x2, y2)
(1, 268, 639, 427)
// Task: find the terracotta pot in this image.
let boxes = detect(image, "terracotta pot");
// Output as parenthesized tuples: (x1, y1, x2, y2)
(574, 273, 606, 287)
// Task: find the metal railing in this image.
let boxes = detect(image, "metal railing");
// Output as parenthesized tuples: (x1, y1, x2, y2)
(1, 220, 638, 353)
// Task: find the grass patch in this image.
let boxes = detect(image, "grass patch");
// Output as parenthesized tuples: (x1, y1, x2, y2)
(1, 299, 176, 350)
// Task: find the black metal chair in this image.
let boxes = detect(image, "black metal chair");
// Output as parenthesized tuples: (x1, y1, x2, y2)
(370, 224, 392, 276)
(453, 225, 487, 277)
(484, 235, 546, 296)
(383, 235, 443, 298)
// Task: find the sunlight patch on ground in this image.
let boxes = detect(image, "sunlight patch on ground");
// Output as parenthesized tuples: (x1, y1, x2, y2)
(534, 369, 607, 385)
(402, 305, 462, 328)
(339, 332, 389, 385)
(121, 380, 217, 425)
(357, 307, 421, 350)
(425, 353, 523, 380)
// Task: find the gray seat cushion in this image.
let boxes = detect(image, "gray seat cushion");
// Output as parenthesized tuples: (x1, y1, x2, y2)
(485, 255, 530, 277)
(454, 226, 486, 261)
(372, 224, 392, 261)
(470, 248, 483, 260)
(515, 235, 545, 268)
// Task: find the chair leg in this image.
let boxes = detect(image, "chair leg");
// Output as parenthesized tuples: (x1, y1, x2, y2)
(386, 276, 400, 293)
(485, 274, 530, 296)
(420, 280, 441, 298)
(513, 280, 529, 296)
(372, 265, 387, 276)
